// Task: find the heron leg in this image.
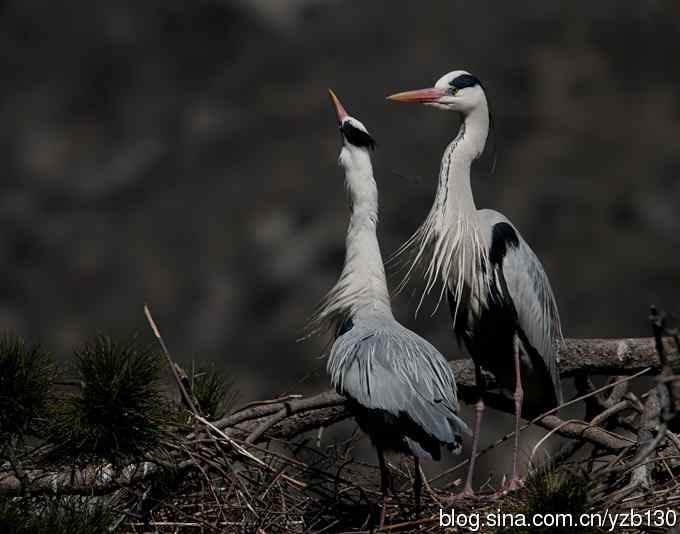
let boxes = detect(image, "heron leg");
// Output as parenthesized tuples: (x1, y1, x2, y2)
(448, 364, 485, 500)
(377, 447, 390, 529)
(507, 335, 524, 491)
(413, 456, 422, 515)
(462, 397, 485, 497)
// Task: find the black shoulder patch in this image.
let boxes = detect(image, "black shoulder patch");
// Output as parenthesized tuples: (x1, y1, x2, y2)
(489, 222, 519, 266)
(450, 73, 482, 90)
(340, 122, 376, 150)
(337, 317, 354, 336)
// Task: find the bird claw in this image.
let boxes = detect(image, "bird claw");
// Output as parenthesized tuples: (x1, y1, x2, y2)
(502, 476, 524, 493)
(443, 485, 477, 502)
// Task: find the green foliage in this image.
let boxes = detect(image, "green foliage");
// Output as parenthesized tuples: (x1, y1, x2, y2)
(191, 363, 236, 419)
(496, 464, 602, 534)
(0, 335, 54, 441)
(0, 496, 111, 534)
(46, 335, 166, 464)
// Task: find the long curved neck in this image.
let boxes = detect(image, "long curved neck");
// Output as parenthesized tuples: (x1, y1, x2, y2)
(439, 105, 489, 220)
(310, 147, 393, 334)
(340, 149, 392, 318)
(399, 103, 490, 315)
(437, 105, 490, 310)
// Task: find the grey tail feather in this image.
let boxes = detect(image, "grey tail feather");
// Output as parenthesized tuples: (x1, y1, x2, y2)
(446, 434, 464, 455)
(418, 415, 469, 460)
(405, 437, 437, 461)
(406, 430, 464, 461)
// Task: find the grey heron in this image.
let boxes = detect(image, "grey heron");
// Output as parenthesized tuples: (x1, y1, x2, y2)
(386, 70, 563, 495)
(310, 89, 470, 526)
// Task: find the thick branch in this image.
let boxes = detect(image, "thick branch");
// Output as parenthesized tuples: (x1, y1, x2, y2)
(557, 337, 675, 376)
(234, 392, 635, 451)
(227, 337, 677, 448)
(0, 462, 160, 496)
(535, 415, 633, 450)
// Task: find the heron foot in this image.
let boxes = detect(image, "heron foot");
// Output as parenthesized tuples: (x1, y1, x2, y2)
(502, 476, 524, 493)
(443, 484, 478, 502)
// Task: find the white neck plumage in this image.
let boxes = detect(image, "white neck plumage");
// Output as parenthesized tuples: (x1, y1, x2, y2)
(398, 102, 491, 318)
(310, 146, 392, 335)
(343, 151, 392, 314)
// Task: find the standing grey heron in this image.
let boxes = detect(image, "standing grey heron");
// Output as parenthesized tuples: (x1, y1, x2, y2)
(310, 89, 470, 527)
(386, 70, 563, 494)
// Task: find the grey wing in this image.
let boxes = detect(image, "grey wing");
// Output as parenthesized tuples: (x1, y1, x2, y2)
(502, 238, 563, 405)
(327, 323, 470, 444)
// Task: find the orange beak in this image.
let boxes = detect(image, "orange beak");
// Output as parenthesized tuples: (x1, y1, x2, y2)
(386, 87, 447, 103)
(328, 89, 348, 121)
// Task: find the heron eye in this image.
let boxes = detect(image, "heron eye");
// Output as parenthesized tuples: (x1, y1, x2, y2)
(449, 87, 459, 96)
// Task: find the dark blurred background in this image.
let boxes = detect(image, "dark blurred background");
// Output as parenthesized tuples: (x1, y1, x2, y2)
(1, 0, 679, 472)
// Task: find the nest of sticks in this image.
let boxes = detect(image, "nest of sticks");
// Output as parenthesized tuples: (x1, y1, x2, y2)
(1, 306, 680, 533)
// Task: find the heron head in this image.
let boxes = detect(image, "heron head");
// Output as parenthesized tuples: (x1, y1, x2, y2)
(328, 89, 376, 162)
(386, 70, 487, 114)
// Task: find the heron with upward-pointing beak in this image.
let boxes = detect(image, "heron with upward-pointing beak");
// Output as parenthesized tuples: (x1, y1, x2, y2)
(387, 70, 563, 495)
(309, 90, 469, 527)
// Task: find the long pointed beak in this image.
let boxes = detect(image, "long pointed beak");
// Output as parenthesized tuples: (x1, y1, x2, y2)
(386, 87, 447, 103)
(328, 89, 348, 121)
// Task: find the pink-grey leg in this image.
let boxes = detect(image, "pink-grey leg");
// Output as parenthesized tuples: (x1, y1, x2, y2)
(460, 398, 485, 497)
(448, 363, 486, 500)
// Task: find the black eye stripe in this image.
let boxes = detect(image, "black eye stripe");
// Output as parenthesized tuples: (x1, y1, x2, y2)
(449, 73, 482, 90)
(340, 122, 376, 150)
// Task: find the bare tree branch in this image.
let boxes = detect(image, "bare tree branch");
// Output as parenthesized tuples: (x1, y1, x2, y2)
(144, 303, 201, 416)
(223, 336, 677, 450)
(0, 461, 174, 496)
(2, 336, 676, 497)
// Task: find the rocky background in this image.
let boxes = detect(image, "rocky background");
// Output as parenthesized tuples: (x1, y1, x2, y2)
(1, 0, 679, 475)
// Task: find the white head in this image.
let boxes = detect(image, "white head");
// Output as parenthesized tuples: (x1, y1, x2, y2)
(385, 71, 493, 315)
(328, 89, 376, 170)
(386, 69, 488, 115)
